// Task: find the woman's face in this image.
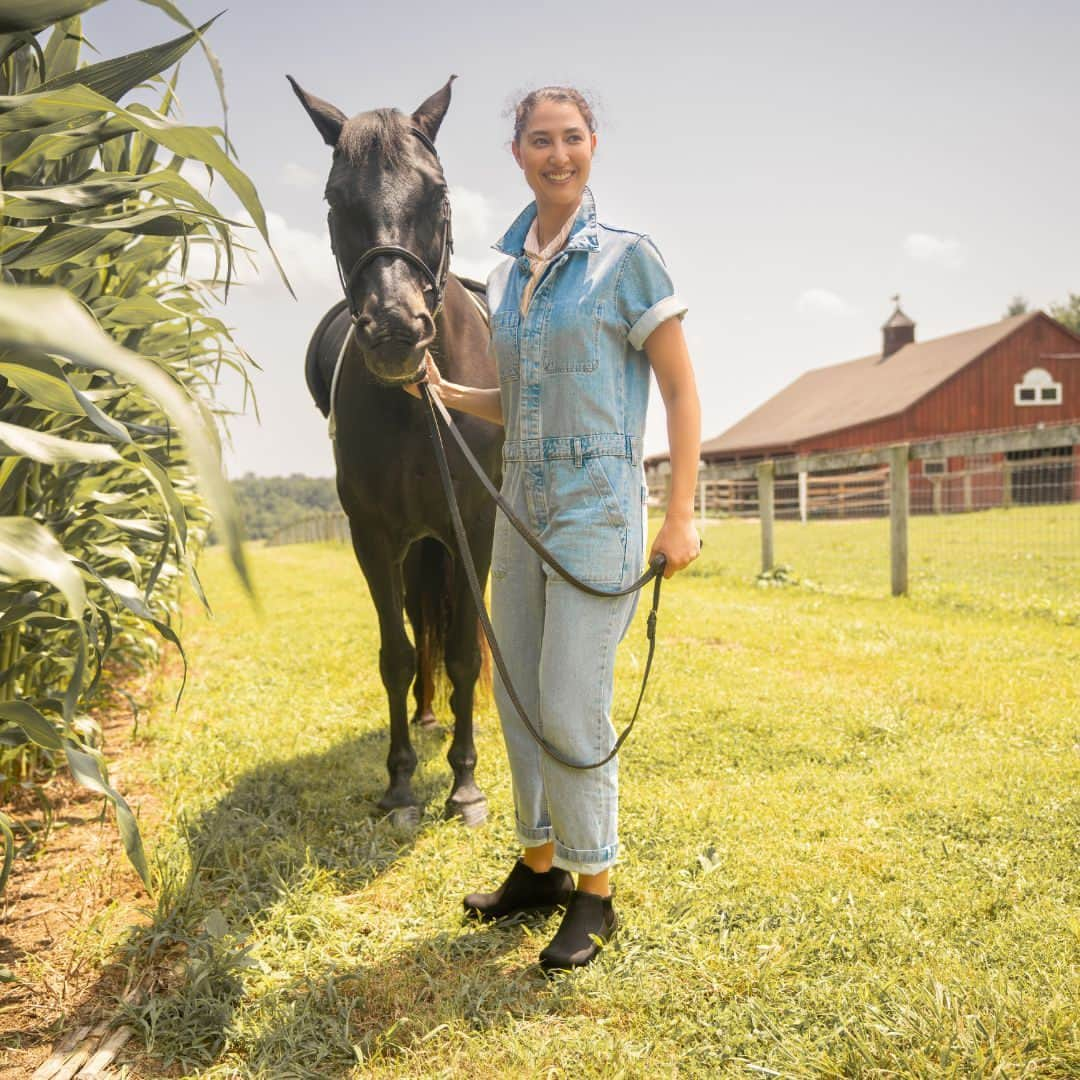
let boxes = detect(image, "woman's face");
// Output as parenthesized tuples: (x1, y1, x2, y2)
(512, 99, 597, 213)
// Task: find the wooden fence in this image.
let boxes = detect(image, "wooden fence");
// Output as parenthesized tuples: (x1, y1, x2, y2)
(647, 422, 1080, 596)
(263, 424, 1078, 599)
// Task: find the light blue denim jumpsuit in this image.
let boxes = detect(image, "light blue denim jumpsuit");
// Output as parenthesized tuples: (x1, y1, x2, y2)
(486, 187, 687, 874)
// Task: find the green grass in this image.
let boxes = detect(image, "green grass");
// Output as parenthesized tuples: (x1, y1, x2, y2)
(117, 519, 1079, 1078)
(698, 503, 1080, 625)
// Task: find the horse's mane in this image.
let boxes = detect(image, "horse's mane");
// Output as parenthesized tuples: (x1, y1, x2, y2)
(339, 108, 410, 167)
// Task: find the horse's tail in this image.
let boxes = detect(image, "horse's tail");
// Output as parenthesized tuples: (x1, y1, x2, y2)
(417, 537, 451, 716)
(415, 539, 493, 715)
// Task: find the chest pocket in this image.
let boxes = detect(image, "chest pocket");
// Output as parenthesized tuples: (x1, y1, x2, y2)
(491, 309, 520, 382)
(541, 298, 603, 374)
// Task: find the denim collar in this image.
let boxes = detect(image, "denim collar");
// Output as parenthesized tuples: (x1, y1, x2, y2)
(493, 186, 600, 257)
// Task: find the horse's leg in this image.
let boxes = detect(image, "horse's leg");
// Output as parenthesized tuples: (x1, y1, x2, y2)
(403, 541, 437, 729)
(442, 549, 488, 827)
(348, 527, 420, 823)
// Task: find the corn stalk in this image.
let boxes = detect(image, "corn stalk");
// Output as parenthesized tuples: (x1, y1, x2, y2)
(0, 0, 285, 891)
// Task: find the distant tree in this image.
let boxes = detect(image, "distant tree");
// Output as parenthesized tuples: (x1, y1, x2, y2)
(1049, 293, 1080, 336)
(1004, 295, 1030, 317)
(211, 475, 340, 542)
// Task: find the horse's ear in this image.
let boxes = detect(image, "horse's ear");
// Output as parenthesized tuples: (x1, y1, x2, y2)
(287, 74, 347, 147)
(411, 75, 456, 143)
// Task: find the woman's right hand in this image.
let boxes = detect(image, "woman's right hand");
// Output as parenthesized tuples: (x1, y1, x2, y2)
(401, 351, 505, 425)
(403, 351, 441, 398)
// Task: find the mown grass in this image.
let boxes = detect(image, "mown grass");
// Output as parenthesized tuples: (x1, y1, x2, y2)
(117, 518, 1079, 1078)
(696, 503, 1079, 625)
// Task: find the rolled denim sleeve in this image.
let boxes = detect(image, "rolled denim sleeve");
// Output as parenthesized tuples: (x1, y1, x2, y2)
(618, 236, 688, 351)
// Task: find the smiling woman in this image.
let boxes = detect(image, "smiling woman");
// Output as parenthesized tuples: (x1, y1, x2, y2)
(409, 83, 704, 974)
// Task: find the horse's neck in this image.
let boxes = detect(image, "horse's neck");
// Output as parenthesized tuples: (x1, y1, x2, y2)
(433, 279, 492, 387)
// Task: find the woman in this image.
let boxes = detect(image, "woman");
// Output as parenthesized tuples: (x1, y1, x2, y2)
(406, 86, 701, 972)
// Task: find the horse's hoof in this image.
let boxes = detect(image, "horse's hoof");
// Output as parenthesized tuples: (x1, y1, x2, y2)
(446, 797, 487, 828)
(389, 805, 421, 829)
(411, 709, 438, 729)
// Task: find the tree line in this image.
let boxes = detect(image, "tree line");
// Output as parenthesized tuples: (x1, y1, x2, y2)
(224, 473, 340, 542)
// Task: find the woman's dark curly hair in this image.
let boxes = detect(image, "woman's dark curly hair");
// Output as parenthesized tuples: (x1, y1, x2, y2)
(511, 86, 597, 144)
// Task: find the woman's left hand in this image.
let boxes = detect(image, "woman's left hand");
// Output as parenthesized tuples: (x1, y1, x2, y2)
(649, 515, 702, 579)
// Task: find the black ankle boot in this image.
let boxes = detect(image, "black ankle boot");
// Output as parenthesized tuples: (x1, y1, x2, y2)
(538, 889, 618, 973)
(463, 859, 573, 922)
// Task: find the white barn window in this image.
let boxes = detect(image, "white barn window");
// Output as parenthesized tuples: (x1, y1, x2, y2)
(1014, 367, 1062, 406)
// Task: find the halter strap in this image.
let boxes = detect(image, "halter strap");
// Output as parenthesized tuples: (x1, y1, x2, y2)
(329, 128, 454, 323)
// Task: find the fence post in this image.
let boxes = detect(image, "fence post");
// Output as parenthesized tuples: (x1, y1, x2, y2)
(889, 444, 909, 596)
(798, 469, 808, 523)
(698, 460, 707, 530)
(757, 460, 775, 573)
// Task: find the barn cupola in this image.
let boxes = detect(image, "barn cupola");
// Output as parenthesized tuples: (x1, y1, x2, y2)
(881, 297, 916, 360)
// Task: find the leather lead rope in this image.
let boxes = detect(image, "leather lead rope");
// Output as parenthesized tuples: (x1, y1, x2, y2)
(420, 383, 665, 771)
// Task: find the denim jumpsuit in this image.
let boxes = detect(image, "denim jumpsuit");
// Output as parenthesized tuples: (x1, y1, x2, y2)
(486, 187, 687, 874)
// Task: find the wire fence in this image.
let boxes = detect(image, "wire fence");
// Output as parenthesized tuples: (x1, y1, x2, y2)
(265, 512, 351, 547)
(648, 422, 1080, 623)
(262, 427, 1078, 623)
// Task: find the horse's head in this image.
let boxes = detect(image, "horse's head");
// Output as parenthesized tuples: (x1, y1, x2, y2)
(288, 76, 455, 386)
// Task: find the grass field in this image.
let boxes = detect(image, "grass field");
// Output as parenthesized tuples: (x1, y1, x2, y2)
(110, 516, 1077, 1077)
(696, 503, 1079, 625)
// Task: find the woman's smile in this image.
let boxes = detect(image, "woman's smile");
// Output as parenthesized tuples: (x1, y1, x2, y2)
(512, 98, 597, 216)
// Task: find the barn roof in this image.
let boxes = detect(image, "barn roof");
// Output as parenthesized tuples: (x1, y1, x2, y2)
(699, 311, 1037, 457)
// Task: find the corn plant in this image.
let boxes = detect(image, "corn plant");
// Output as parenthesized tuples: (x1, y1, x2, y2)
(0, 0, 286, 891)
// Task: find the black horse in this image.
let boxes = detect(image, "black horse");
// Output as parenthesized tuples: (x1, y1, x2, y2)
(288, 75, 501, 826)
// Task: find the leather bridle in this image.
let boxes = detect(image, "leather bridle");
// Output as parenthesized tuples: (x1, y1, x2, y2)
(328, 126, 454, 329)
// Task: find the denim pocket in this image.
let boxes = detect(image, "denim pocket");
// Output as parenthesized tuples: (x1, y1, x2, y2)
(491, 309, 520, 382)
(541, 299, 602, 374)
(543, 457, 627, 585)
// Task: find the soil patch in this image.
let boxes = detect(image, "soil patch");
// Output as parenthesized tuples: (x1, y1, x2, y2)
(0, 669, 161, 1079)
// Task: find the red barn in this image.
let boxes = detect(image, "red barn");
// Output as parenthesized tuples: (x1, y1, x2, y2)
(679, 306, 1080, 510)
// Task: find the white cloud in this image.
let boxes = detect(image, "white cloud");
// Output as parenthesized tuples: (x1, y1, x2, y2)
(176, 157, 217, 201)
(904, 232, 965, 268)
(282, 161, 323, 190)
(163, 206, 337, 303)
(449, 185, 493, 249)
(796, 288, 854, 317)
(446, 185, 502, 284)
(256, 210, 337, 295)
(449, 254, 503, 284)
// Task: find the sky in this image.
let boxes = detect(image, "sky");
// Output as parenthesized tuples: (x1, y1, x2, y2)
(82, 0, 1080, 478)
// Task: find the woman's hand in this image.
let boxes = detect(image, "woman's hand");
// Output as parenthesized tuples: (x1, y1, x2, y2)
(649, 514, 702, 579)
(403, 351, 441, 399)
(401, 353, 505, 425)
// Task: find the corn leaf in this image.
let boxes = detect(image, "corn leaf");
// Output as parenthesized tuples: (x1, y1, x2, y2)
(0, 515, 86, 617)
(35, 17, 218, 103)
(0, 419, 120, 464)
(0, 1, 103, 34)
(0, 700, 63, 750)
(64, 741, 149, 887)
(0, 283, 250, 590)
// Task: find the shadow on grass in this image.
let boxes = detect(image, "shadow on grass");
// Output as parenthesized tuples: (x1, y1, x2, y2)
(110, 723, 516, 1075)
(234, 926, 568, 1077)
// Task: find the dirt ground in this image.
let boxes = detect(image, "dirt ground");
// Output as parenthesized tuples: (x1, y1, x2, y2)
(0, 675, 159, 1079)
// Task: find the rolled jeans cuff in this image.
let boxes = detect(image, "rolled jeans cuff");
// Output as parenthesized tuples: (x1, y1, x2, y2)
(552, 839, 619, 875)
(515, 818, 554, 847)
